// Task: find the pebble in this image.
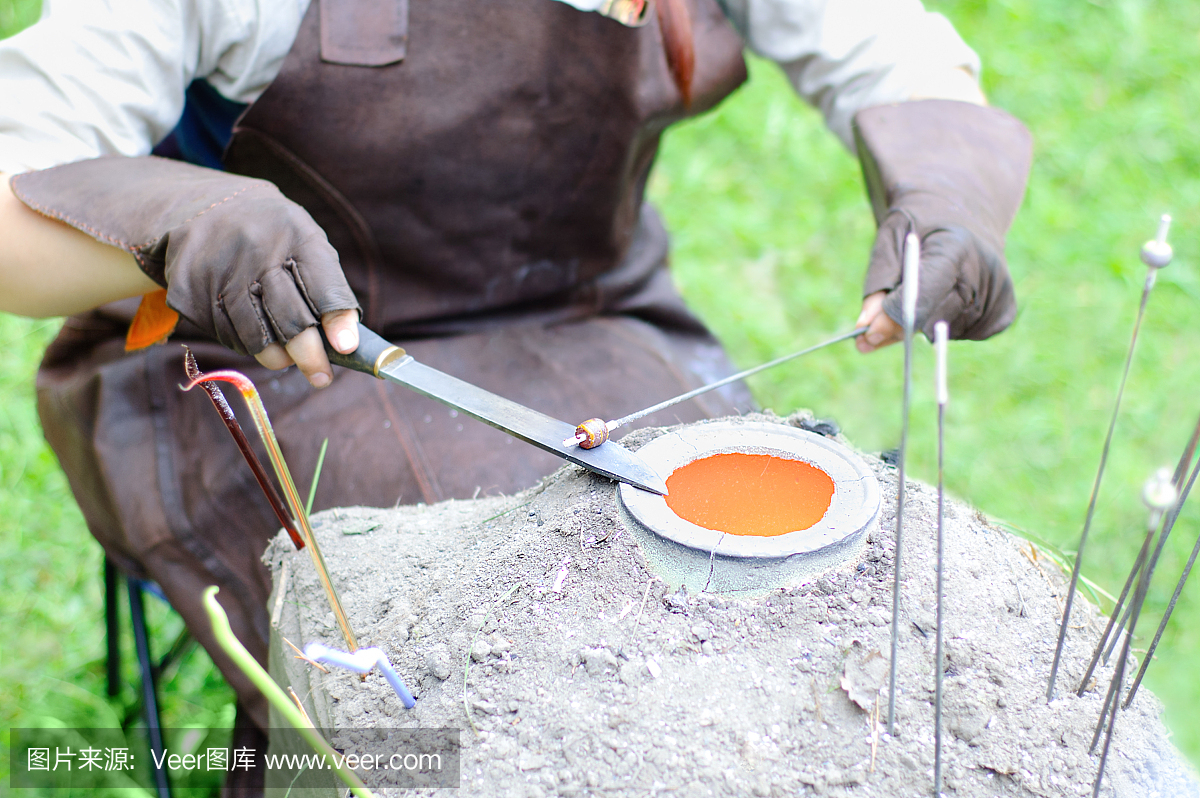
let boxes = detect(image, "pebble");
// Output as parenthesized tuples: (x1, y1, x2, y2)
(425, 648, 451, 680)
(581, 646, 618, 676)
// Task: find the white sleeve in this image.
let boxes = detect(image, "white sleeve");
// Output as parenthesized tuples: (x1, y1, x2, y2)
(0, 0, 307, 175)
(719, 0, 984, 149)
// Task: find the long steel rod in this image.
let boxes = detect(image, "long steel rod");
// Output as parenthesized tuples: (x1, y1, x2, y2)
(1079, 411, 1200, 693)
(1101, 556, 1143, 664)
(1094, 414, 1200, 671)
(1125, 448, 1200, 706)
(1047, 215, 1172, 701)
(933, 321, 949, 798)
(1078, 531, 1153, 693)
(1091, 472, 1176, 797)
(564, 327, 867, 447)
(887, 232, 921, 736)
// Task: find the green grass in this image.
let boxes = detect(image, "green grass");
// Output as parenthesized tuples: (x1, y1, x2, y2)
(3, 0, 1200, 779)
(0, 317, 234, 795)
(0, 0, 38, 38)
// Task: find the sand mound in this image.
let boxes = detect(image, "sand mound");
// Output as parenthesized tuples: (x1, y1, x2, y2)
(265, 414, 1198, 797)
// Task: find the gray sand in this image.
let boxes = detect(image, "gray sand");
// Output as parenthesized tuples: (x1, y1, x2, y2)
(265, 413, 1199, 797)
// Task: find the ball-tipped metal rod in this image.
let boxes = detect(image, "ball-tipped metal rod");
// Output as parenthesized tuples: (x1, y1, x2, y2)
(933, 321, 949, 798)
(1090, 470, 1178, 797)
(1087, 413, 1200, 677)
(1124, 445, 1200, 707)
(1047, 214, 1173, 702)
(561, 326, 868, 448)
(887, 232, 921, 736)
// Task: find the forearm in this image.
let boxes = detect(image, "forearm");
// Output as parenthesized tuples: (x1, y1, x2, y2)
(0, 172, 157, 318)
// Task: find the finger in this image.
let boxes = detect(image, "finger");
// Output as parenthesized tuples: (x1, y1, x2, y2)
(855, 291, 903, 353)
(855, 292, 884, 353)
(259, 267, 319, 342)
(218, 283, 277, 356)
(283, 326, 333, 388)
(861, 310, 904, 353)
(254, 342, 294, 371)
(323, 308, 360, 353)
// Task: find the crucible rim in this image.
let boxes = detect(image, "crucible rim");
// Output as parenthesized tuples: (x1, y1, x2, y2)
(618, 420, 880, 561)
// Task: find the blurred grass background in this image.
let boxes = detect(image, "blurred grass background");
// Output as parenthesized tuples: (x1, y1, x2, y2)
(2, 0, 1198, 786)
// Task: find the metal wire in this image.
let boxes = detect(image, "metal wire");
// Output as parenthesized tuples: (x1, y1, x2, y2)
(1091, 500, 1170, 795)
(933, 322, 949, 798)
(1049, 215, 1172, 702)
(1124, 450, 1200, 707)
(1046, 269, 1157, 701)
(578, 327, 867, 442)
(1078, 412, 1200, 695)
(1093, 416, 1200, 678)
(887, 232, 921, 736)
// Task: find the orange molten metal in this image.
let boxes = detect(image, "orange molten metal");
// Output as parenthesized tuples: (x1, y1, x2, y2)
(665, 452, 834, 537)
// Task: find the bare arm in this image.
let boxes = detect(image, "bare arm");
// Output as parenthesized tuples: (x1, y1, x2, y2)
(0, 172, 159, 317)
(0, 171, 358, 386)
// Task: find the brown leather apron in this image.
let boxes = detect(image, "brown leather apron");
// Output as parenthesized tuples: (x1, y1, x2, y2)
(36, 0, 749, 730)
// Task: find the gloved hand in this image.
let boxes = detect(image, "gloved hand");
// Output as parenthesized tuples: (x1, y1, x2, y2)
(11, 155, 360, 385)
(851, 100, 1033, 351)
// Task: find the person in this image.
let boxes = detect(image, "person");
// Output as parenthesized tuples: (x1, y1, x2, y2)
(0, 0, 1031, 789)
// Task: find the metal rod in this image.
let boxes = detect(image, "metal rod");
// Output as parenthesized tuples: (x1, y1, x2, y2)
(104, 558, 121, 698)
(1078, 531, 1152, 694)
(563, 327, 867, 447)
(1047, 214, 1172, 701)
(1125, 445, 1200, 706)
(933, 321, 949, 798)
(1101, 561, 1140, 665)
(1092, 414, 1200, 674)
(1091, 471, 1177, 796)
(129, 579, 171, 798)
(887, 232, 921, 736)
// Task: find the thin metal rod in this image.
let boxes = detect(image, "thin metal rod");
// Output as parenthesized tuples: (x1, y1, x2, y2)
(1046, 270, 1157, 700)
(1050, 215, 1173, 701)
(569, 327, 866, 444)
(933, 321, 949, 798)
(1091, 471, 1176, 789)
(1125, 450, 1200, 706)
(1078, 533, 1152, 694)
(129, 580, 171, 798)
(105, 558, 121, 698)
(1092, 495, 1170, 796)
(1093, 415, 1200, 673)
(1102, 566, 1139, 664)
(887, 232, 921, 736)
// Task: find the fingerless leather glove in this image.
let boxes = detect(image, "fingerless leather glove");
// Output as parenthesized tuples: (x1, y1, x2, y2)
(12, 156, 359, 355)
(853, 100, 1033, 340)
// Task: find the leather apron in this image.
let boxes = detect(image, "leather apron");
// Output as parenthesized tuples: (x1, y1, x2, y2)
(36, 0, 750, 730)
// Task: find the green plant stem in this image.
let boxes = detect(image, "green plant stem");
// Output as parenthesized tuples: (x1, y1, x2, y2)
(306, 438, 329, 517)
(202, 586, 375, 798)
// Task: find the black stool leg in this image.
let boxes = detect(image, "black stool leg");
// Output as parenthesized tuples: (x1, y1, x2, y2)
(104, 559, 120, 697)
(129, 579, 171, 798)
